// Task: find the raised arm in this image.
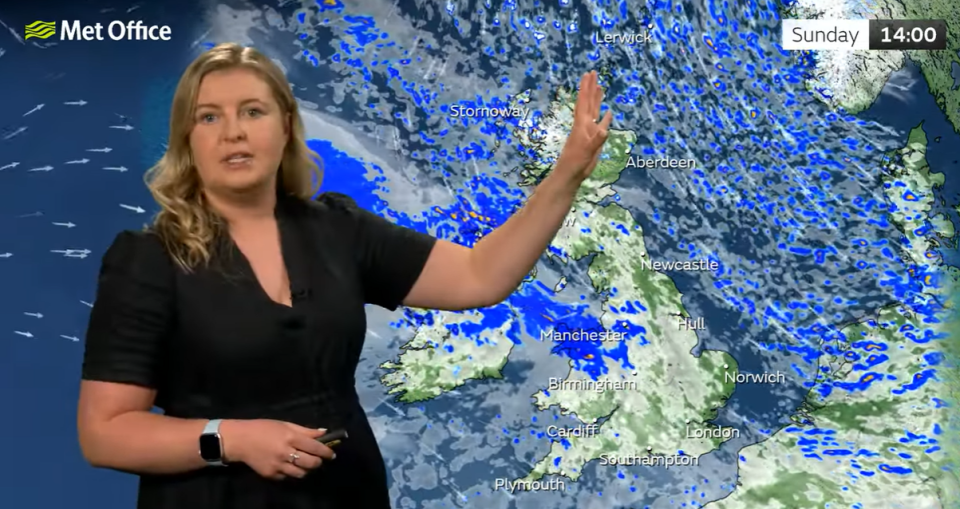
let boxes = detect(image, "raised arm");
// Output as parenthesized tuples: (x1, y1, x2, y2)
(403, 70, 613, 310)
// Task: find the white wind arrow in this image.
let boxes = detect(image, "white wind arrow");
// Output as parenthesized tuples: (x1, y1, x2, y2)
(23, 104, 43, 116)
(119, 203, 145, 213)
(51, 249, 90, 256)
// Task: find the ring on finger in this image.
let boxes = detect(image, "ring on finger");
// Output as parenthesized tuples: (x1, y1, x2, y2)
(288, 452, 300, 465)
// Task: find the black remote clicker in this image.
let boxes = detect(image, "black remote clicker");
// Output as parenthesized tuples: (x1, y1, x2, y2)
(316, 429, 348, 447)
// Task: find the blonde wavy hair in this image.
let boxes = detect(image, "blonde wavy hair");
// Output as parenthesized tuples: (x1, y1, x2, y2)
(145, 42, 322, 271)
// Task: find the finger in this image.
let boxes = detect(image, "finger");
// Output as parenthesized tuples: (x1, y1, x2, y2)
(582, 71, 595, 118)
(579, 72, 593, 119)
(279, 462, 308, 479)
(291, 451, 323, 470)
(591, 113, 612, 152)
(598, 109, 613, 131)
(589, 71, 600, 116)
(593, 78, 604, 118)
(285, 423, 327, 440)
(572, 72, 589, 119)
(291, 434, 336, 460)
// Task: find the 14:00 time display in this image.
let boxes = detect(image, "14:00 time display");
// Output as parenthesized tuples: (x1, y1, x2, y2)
(882, 26, 937, 43)
(868, 19, 946, 50)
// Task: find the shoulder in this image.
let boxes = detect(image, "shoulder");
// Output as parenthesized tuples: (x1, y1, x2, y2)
(104, 229, 168, 259)
(292, 191, 367, 228)
(311, 191, 361, 213)
(281, 191, 360, 215)
(101, 229, 175, 275)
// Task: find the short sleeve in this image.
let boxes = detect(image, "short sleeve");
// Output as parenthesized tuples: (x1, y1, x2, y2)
(317, 192, 436, 310)
(81, 230, 176, 388)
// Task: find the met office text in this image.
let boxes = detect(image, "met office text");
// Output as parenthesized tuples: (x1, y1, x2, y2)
(61, 20, 172, 41)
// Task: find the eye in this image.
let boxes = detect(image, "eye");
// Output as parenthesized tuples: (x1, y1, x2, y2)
(246, 108, 263, 118)
(198, 113, 217, 124)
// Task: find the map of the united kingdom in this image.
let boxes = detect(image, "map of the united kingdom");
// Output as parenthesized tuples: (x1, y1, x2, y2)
(1, 0, 958, 507)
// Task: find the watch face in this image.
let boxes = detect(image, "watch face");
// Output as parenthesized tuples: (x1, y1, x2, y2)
(199, 433, 222, 461)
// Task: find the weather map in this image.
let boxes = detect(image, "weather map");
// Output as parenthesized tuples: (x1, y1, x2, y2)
(1, 0, 959, 508)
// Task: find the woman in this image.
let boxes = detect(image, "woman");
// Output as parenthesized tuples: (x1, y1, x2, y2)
(77, 42, 612, 508)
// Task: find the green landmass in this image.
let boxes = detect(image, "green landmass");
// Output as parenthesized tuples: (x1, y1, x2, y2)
(945, 294, 960, 509)
(906, 1, 960, 134)
(511, 85, 737, 483)
(706, 122, 960, 508)
(379, 307, 517, 403)
(708, 304, 953, 508)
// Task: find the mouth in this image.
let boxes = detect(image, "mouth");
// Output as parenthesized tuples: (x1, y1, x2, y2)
(222, 151, 253, 165)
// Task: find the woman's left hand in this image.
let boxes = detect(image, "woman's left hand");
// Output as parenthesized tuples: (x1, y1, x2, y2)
(555, 70, 614, 184)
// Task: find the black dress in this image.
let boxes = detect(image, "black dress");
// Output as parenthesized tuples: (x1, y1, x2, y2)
(81, 192, 436, 508)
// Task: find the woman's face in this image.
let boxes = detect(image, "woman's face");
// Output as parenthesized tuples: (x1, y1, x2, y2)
(190, 67, 288, 195)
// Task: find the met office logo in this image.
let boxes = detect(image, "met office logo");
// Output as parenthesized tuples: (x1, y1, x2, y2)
(24, 19, 172, 41)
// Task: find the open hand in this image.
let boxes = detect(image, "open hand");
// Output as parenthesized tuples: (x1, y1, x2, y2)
(556, 70, 613, 183)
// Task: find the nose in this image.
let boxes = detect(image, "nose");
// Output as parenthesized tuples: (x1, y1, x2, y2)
(220, 113, 246, 142)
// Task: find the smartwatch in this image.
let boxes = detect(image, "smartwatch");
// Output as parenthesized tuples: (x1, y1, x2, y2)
(199, 419, 226, 466)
